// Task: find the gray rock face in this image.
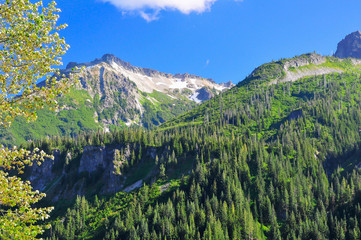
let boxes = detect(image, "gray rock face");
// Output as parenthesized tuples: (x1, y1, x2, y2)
(269, 53, 345, 85)
(196, 87, 215, 102)
(27, 143, 161, 201)
(78, 63, 140, 126)
(79, 146, 105, 173)
(28, 149, 61, 192)
(283, 53, 326, 70)
(220, 81, 234, 88)
(335, 31, 361, 59)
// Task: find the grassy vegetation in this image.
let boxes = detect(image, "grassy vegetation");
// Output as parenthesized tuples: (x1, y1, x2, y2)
(0, 89, 101, 146)
(140, 90, 197, 128)
(0, 87, 198, 145)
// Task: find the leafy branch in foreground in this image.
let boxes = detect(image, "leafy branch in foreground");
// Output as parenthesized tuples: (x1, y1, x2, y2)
(0, 0, 70, 127)
(0, 0, 74, 238)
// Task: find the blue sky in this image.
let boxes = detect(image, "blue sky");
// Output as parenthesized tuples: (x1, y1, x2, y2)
(52, 0, 361, 84)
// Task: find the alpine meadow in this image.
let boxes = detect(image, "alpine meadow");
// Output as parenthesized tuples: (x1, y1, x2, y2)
(2, 0, 361, 240)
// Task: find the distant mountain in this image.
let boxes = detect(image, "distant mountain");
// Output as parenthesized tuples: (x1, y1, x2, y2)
(0, 54, 232, 145)
(246, 53, 361, 85)
(65, 54, 231, 102)
(162, 53, 361, 129)
(62, 54, 232, 128)
(334, 31, 361, 59)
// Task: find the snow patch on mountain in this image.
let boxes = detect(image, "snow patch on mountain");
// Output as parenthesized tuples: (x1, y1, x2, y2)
(105, 56, 229, 101)
(189, 92, 202, 103)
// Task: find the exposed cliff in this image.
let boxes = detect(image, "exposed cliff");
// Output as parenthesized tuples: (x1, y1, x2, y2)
(27, 143, 160, 201)
(335, 31, 361, 59)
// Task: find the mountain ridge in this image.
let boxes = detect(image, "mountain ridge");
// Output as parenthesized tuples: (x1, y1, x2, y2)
(65, 53, 219, 86)
(65, 54, 233, 127)
(163, 52, 361, 130)
(237, 53, 361, 87)
(0, 54, 233, 145)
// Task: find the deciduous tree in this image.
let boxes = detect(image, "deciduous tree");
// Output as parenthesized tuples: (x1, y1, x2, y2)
(0, 0, 72, 238)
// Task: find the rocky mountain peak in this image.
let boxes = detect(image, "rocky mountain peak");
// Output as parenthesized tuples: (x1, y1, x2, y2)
(334, 31, 361, 59)
(66, 54, 132, 70)
(100, 54, 133, 69)
(68, 54, 230, 97)
(59, 54, 233, 129)
(220, 81, 234, 88)
(101, 53, 118, 62)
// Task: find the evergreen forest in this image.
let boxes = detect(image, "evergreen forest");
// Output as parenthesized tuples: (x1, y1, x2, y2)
(26, 55, 361, 239)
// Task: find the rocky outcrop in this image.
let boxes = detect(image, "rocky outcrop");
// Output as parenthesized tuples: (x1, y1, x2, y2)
(275, 67, 344, 85)
(78, 146, 105, 173)
(196, 87, 215, 102)
(27, 144, 160, 201)
(28, 149, 61, 192)
(270, 54, 344, 85)
(283, 53, 326, 70)
(335, 31, 361, 59)
(220, 81, 234, 88)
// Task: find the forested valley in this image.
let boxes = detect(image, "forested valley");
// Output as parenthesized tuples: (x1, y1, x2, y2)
(27, 57, 361, 239)
(3, 1, 361, 239)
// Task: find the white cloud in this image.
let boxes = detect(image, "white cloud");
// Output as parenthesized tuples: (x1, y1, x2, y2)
(139, 10, 160, 22)
(101, 0, 218, 21)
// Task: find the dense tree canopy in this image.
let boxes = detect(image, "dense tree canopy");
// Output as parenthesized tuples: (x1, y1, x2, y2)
(38, 66, 361, 239)
(1, 3, 361, 239)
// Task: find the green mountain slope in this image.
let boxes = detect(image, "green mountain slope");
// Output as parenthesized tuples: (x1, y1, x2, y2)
(33, 53, 361, 239)
(0, 87, 196, 146)
(162, 54, 361, 132)
(0, 54, 234, 146)
(0, 89, 99, 146)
